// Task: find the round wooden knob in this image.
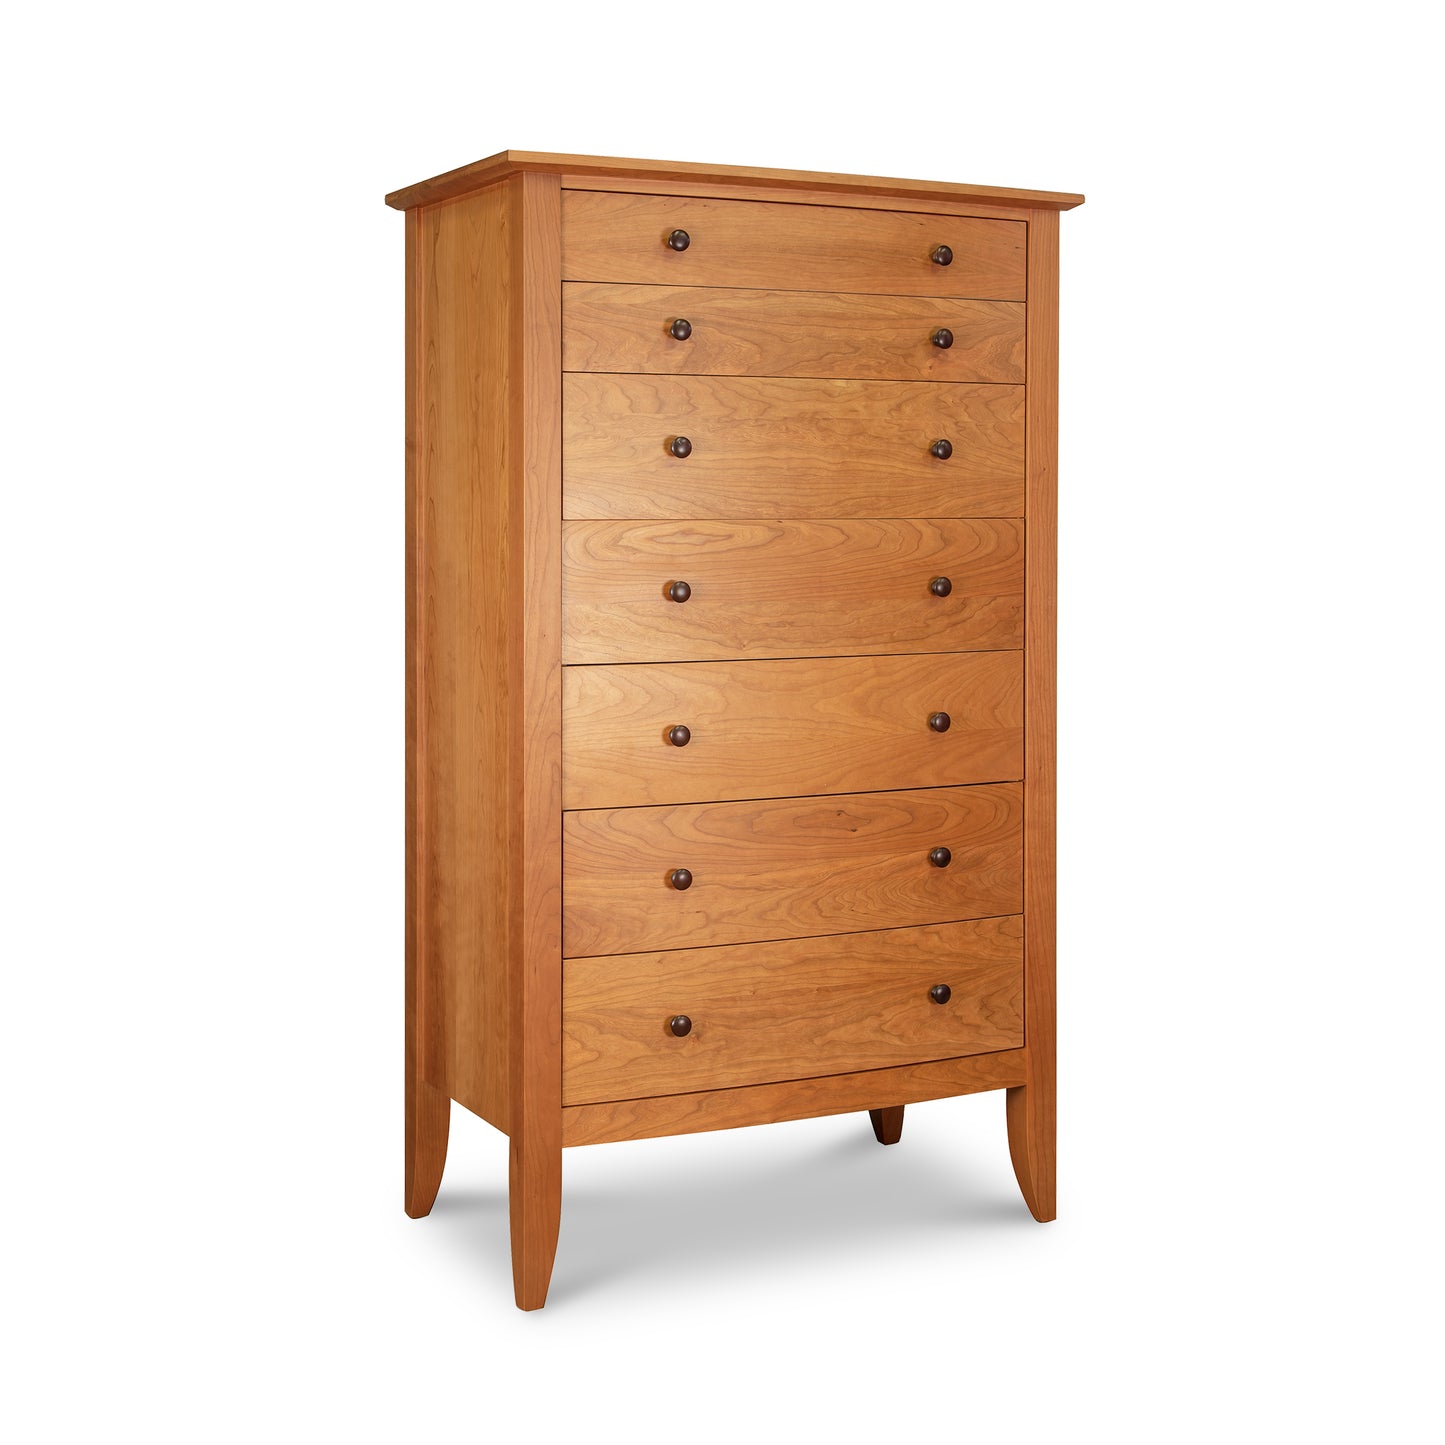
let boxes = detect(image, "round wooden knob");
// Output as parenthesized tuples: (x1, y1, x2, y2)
(930, 438, 953, 460)
(667, 725, 691, 747)
(932, 328, 954, 349)
(670, 868, 694, 891)
(667, 229, 691, 251)
(666, 580, 692, 603)
(931, 245, 954, 266)
(929, 984, 952, 1004)
(669, 435, 693, 459)
(669, 1014, 693, 1036)
(929, 576, 953, 598)
(929, 846, 952, 868)
(928, 711, 951, 733)
(668, 317, 693, 341)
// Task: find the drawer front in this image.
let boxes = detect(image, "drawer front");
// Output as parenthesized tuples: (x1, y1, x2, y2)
(562, 190, 1027, 300)
(563, 284, 1026, 383)
(562, 519, 1023, 663)
(563, 375, 1023, 520)
(563, 652, 1022, 810)
(563, 783, 1022, 957)
(563, 918, 1024, 1104)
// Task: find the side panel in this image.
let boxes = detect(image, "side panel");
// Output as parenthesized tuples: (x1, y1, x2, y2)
(411, 184, 516, 1129)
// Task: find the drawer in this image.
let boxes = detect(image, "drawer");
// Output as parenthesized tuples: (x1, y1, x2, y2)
(563, 783, 1022, 957)
(562, 284, 1025, 383)
(563, 519, 1023, 663)
(563, 917, 1024, 1105)
(557, 520, 1023, 661)
(562, 375, 1023, 520)
(562, 190, 1027, 300)
(563, 652, 1022, 810)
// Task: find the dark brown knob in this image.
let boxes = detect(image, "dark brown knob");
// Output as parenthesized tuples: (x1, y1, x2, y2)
(928, 711, 951, 733)
(667, 229, 691, 252)
(670, 868, 693, 891)
(929, 846, 952, 868)
(930, 438, 953, 460)
(932, 328, 954, 349)
(669, 1014, 693, 1036)
(931, 244, 954, 266)
(667, 725, 691, 747)
(929, 576, 953, 598)
(666, 580, 691, 603)
(929, 984, 952, 1005)
(669, 435, 693, 459)
(668, 317, 693, 341)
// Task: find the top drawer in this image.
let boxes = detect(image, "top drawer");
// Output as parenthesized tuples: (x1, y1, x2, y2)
(563, 191, 1027, 301)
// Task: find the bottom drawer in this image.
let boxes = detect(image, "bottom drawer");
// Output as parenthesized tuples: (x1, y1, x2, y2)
(563, 917, 1023, 1105)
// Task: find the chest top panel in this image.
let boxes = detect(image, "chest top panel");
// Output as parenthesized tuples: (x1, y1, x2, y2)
(385, 149, 1085, 213)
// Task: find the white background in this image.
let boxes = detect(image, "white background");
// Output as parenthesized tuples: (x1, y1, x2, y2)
(3, 2, 1439, 1439)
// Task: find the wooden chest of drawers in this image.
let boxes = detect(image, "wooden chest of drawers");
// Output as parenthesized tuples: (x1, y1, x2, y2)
(386, 150, 1083, 1309)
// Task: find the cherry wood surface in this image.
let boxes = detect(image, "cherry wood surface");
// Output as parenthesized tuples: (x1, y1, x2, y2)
(561, 1049, 1029, 1147)
(1008, 208, 1060, 1225)
(393, 154, 1077, 1306)
(870, 1106, 906, 1145)
(408, 184, 514, 1138)
(562, 373, 1023, 519)
(403, 174, 565, 1309)
(562, 651, 1022, 809)
(563, 284, 1026, 383)
(507, 172, 565, 1311)
(404, 204, 448, 1219)
(562, 518, 1023, 663)
(563, 918, 1023, 1103)
(562, 190, 1026, 299)
(385, 149, 1085, 214)
(563, 783, 1023, 958)
(563, 175, 1037, 221)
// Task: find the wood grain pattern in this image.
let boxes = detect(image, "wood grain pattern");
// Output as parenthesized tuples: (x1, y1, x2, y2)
(561, 176, 1035, 222)
(562, 284, 1025, 383)
(563, 918, 1022, 1103)
(1008, 209, 1059, 1225)
(562, 374, 1023, 519)
(562, 190, 1025, 299)
(507, 172, 565, 1311)
(869, 1106, 905, 1145)
(387, 150, 1084, 213)
(408, 177, 565, 1306)
(563, 783, 1023, 957)
(562, 519, 1023, 662)
(412, 184, 515, 1134)
(405, 204, 449, 1218)
(394, 154, 1080, 1305)
(562, 1049, 1029, 1146)
(562, 651, 1022, 809)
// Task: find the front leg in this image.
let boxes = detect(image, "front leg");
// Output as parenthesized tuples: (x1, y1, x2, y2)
(510, 1126, 562, 1310)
